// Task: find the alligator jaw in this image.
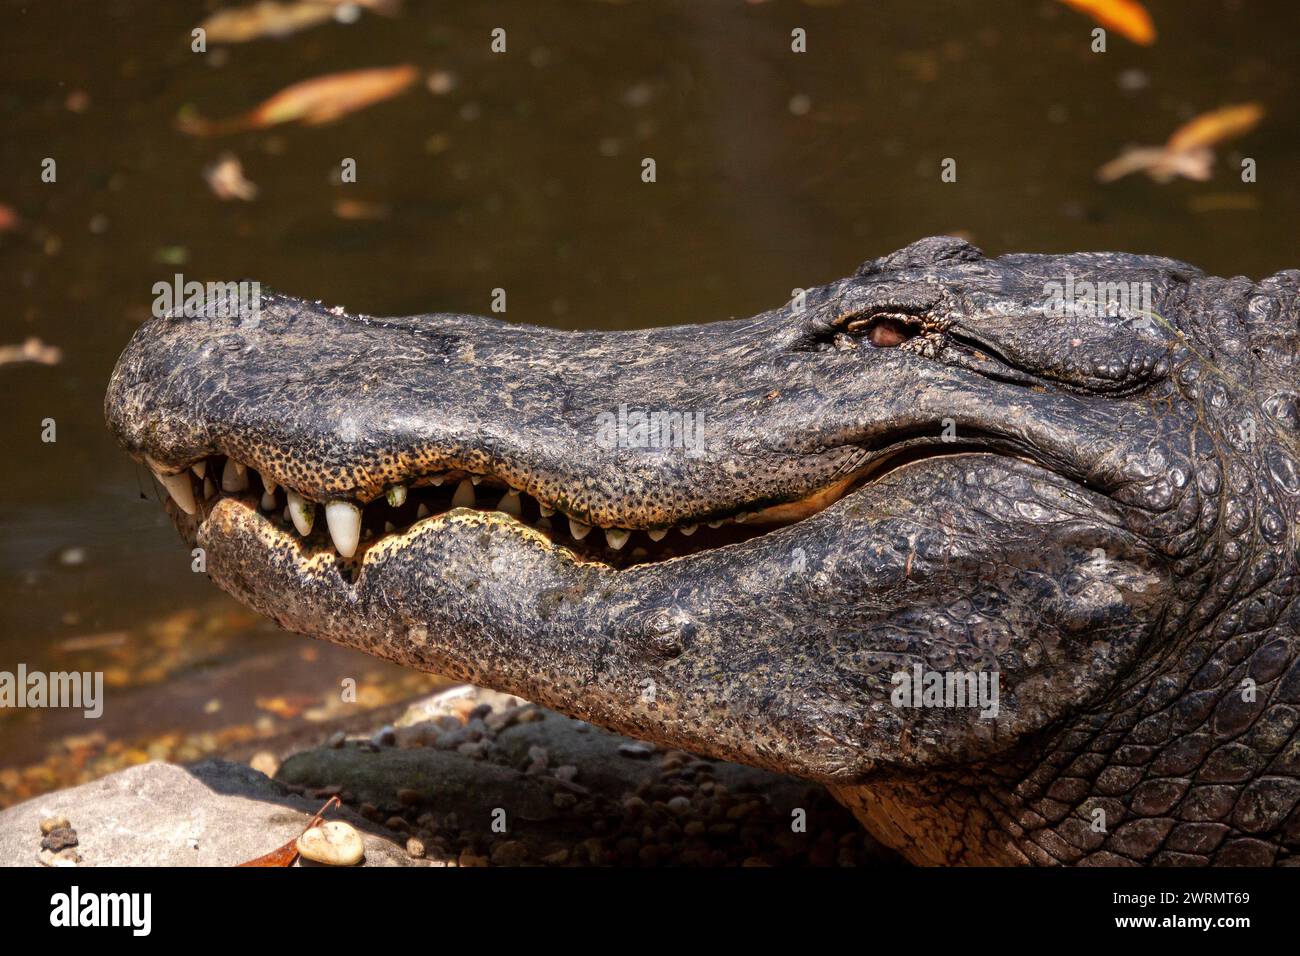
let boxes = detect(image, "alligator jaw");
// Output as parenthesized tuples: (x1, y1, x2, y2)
(181, 450, 1168, 782)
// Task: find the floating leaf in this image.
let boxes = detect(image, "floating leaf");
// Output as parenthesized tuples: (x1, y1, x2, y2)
(1166, 102, 1265, 153)
(178, 65, 419, 136)
(1058, 0, 1156, 46)
(199, 2, 336, 43)
(1097, 104, 1265, 184)
(204, 153, 259, 201)
(0, 338, 62, 368)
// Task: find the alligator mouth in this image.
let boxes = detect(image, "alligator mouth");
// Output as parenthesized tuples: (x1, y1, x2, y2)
(152, 440, 1014, 571)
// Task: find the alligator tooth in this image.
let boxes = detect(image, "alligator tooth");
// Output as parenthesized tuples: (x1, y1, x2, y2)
(221, 459, 249, 493)
(204, 477, 217, 500)
(286, 490, 315, 535)
(386, 484, 407, 507)
(260, 491, 277, 511)
(707, 520, 723, 529)
(429, 475, 444, 486)
(283, 505, 292, 523)
(470, 475, 482, 485)
(191, 461, 207, 479)
(538, 502, 554, 517)
(264, 478, 278, 495)
(604, 528, 630, 550)
(325, 501, 361, 558)
(452, 479, 476, 509)
(679, 524, 698, 536)
(497, 490, 522, 517)
(384, 520, 396, 533)
(568, 518, 592, 540)
(734, 511, 751, 523)
(535, 517, 552, 533)
(153, 469, 197, 515)
(647, 528, 668, 542)
(416, 503, 431, 518)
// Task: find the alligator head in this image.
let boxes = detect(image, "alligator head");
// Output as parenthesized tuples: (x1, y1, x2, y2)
(106, 237, 1300, 865)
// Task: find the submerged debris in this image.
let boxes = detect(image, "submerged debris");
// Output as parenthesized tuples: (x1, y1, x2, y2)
(1097, 103, 1265, 183)
(177, 65, 420, 135)
(203, 153, 259, 201)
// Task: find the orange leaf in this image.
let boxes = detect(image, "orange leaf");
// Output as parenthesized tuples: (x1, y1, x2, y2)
(1166, 103, 1265, 153)
(236, 796, 340, 867)
(1058, 0, 1156, 46)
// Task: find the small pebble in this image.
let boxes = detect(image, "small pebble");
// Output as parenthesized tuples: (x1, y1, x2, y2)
(618, 742, 654, 759)
(249, 751, 279, 777)
(406, 836, 426, 859)
(371, 725, 396, 747)
(396, 788, 422, 806)
(667, 796, 692, 816)
(327, 731, 346, 748)
(490, 840, 529, 866)
(38, 848, 80, 867)
(40, 827, 79, 852)
(296, 821, 365, 866)
(40, 816, 70, 835)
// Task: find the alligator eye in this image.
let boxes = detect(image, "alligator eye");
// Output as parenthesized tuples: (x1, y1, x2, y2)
(865, 316, 917, 348)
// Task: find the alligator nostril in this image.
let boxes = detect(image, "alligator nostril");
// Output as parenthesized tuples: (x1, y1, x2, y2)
(865, 316, 916, 348)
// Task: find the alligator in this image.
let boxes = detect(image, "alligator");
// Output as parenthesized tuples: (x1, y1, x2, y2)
(105, 237, 1300, 866)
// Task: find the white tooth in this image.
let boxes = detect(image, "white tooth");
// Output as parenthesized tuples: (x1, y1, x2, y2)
(429, 475, 444, 486)
(325, 501, 361, 558)
(264, 478, 278, 495)
(222, 459, 249, 493)
(647, 528, 667, 541)
(538, 502, 554, 517)
(191, 461, 207, 479)
(260, 491, 276, 510)
(384, 520, 396, 533)
(568, 518, 591, 540)
(153, 469, 197, 515)
(286, 490, 315, 535)
(363, 529, 374, 541)
(679, 524, 698, 536)
(497, 490, 521, 516)
(386, 484, 407, 507)
(452, 479, 476, 509)
(470, 475, 482, 485)
(707, 520, 723, 529)
(734, 511, 751, 523)
(416, 503, 431, 518)
(204, 477, 217, 500)
(604, 528, 630, 550)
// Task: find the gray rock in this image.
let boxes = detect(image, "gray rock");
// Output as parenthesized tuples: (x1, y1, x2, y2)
(0, 760, 423, 867)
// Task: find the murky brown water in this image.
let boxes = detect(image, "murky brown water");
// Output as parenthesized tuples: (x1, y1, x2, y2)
(1, 0, 1297, 794)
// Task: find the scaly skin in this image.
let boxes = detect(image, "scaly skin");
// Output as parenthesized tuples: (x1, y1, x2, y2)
(105, 237, 1300, 865)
